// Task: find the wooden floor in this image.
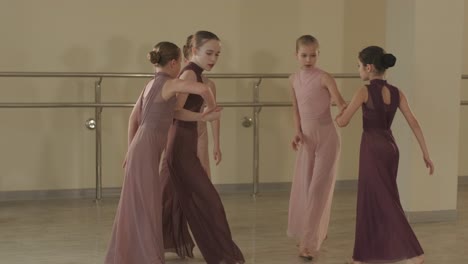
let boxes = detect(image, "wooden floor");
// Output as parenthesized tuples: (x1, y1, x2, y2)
(0, 186, 467, 264)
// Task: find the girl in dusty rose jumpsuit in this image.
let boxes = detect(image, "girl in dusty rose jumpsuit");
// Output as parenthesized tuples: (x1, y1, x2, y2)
(287, 35, 347, 261)
(105, 41, 218, 264)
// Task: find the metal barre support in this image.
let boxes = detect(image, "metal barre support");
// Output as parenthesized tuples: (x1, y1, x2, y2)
(252, 78, 262, 197)
(95, 78, 103, 201)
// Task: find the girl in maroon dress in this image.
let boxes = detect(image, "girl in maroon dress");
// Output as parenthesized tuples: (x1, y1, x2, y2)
(163, 31, 244, 264)
(335, 46, 434, 264)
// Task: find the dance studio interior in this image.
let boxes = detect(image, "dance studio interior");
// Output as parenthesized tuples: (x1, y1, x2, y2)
(0, 1, 467, 263)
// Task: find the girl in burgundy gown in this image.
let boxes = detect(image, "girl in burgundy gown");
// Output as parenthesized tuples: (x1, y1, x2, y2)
(183, 34, 221, 178)
(335, 46, 434, 264)
(163, 31, 245, 264)
(160, 35, 220, 259)
(105, 41, 217, 264)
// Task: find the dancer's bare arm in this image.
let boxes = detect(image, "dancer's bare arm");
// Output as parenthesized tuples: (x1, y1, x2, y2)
(398, 90, 434, 175)
(335, 86, 367, 127)
(322, 72, 347, 112)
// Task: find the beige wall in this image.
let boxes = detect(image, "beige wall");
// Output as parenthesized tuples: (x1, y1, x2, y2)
(0, 0, 465, 193)
(460, 0, 468, 177)
(340, 0, 386, 180)
(385, 0, 463, 214)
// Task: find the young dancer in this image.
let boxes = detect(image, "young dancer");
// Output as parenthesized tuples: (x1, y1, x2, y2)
(287, 35, 347, 261)
(335, 46, 434, 264)
(164, 30, 245, 264)
(183, 34, 222, 177)
(105, 41, 218, 264)
(160, 34, 222, 259)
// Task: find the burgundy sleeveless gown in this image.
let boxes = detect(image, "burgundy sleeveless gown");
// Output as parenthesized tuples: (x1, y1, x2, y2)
(353, 79, 424, 263)
(163, 62, 245, 264)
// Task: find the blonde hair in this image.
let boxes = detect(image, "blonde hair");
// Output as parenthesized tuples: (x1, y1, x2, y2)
(296, 35, 319, 52)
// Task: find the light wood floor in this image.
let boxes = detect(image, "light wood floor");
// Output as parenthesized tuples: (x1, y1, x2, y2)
(0, 186, 466, 264)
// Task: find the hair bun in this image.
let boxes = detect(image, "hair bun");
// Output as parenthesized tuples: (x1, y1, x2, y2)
(381, 53, 396, 68)
(148, 50, 161, 64)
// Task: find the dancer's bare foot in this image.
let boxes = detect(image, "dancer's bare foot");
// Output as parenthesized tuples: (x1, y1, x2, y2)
(298, 248, 314, 261)
(411, 255, 425, 264)
(299, 252, 313, 261)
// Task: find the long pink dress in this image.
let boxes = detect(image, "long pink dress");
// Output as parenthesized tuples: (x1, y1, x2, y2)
(287, 67, 340, 255)
(141, 78, 211, 180)
(105, 72, 176, 264)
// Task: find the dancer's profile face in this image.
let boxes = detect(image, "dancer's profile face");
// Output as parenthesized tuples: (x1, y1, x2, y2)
(192, 39, 221, 72)
(358, 60, 370, 81)
(296, 44, 319, 69)
(183, 55, 190, 66)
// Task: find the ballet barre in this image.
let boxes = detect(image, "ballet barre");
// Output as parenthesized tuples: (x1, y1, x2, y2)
(1, 72, 467, 200)
(0, 102, 292, 108)
(0, 72, 358, 79)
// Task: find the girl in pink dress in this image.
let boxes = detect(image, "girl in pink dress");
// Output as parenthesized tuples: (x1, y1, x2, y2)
(105, 41, 218, 264)
(287, 35, 347, 261)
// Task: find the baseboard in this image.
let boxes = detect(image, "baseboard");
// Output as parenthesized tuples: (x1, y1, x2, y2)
(335, 179, 358, 190)
(0, 188, 122, 202)
(0, 180, 357, 201)
(405, 209, 458, 223)
(0, 183, 292, 201)
(215, 179, 358, 193)
(2, 177, 466, 201)
(214, 182, 291, 193)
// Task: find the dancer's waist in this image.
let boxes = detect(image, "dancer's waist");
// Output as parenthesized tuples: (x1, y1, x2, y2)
(299, 111, 332, 120)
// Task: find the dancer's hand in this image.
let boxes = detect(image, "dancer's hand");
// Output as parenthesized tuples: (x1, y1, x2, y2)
(335, 110, 344, 123)
(291, 132, 304, 151)
(341, 103, 348, 112)
(424, 155, 434, 175)
(335, 104, 347, 120)
(292, 140, 298, 151)
(122, 155, 128, 169)
(201, 106, 222, 122)
(213, 146, 222, 165)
